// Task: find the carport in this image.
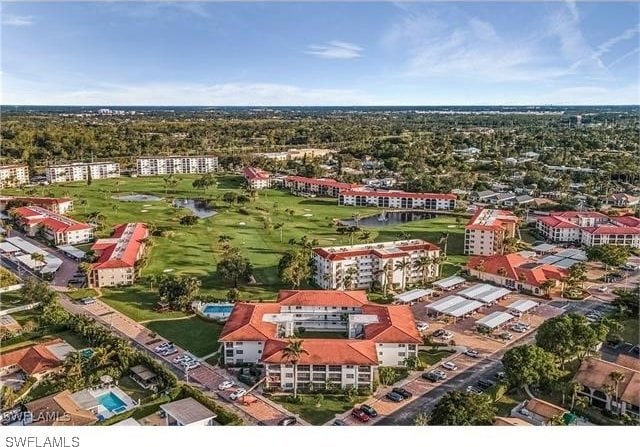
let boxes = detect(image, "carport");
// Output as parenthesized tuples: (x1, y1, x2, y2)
(426, 295, 483, 321)
(459, 283, 511, 305)
(532, 243, 557, 254)
(507, 299, 539, 314)
(57, 245, 86, 261)
(432, 275, 466, 291)
(394, 289, 434, 304)
(475, 311, 514, 331)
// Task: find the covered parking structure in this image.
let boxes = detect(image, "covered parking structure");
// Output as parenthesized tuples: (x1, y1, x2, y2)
(57, 245, 86, 261)
(432, 275, 466, 291)
(507, 299, 539, 314)
(459, 283, 511, 305)
(394, 288, 434, 304)
(475, 311, 514, 331)
(426, 295, 483, 320)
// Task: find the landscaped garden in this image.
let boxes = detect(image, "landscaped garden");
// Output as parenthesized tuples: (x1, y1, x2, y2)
(271, 394, 368, 425)
(145, 316, 223, 357)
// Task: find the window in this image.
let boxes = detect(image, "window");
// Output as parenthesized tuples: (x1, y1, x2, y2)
(235, 350, 243, 354)
(346, 374, 354, 379)
(285, 373, 294, 378)
(235, 342, 243, 346)
(399, 352, 406, 357)
(398, 344, 406, 348)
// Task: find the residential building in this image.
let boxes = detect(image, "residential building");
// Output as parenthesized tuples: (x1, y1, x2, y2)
(536, 212, 640, 248)
(0, 196, 73, 215)
(45, 162, 120, 183)
(603, 193, 639, 208)
(464, 208, 519, 256)
(472, 190, 499, 203)
(159, 398, 216, 426)
(362, 178, 396, 188)
(283, 176, 359, 197)
(243, 167, 271, 189)
(581, 226, 640, 249)
(136, 155, 219, 176)
(88, 223, 148, 287)
(511, 398, 569, 425)
(467, 253, 568, 296)
(0, 164, 29, 188)
(0, 339, 71, 380)
(23, 390, 97, 426)
(575, 354, 639, 419)
(338, 187, 457, 211)
(219, 290, 422, 390)
(12, 206, 94, 245)
(312, 239, 441, 290)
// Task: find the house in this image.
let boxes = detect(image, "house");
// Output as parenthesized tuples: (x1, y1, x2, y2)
(88, 223, 148, 288)
(464, 208, 519, 256)
(467, 253, 568, 296)
(338, 187, 456, 211)
(136, 156, 218, 176)
(503, 195, 535, 207)
(0, 339, 71, 379)
(23, 390, 98, 426)
(11, 206, 94, 245)
(604, 193, 639, 208)
(511, 398, 568, 425)
(159, 398, 216, 426)
(219, 290, 422, 390)
(283, 176, 359, 197)
(243, 167, 271, 189)
(45, 162, 120, 183)
(0, 165, 30, 188)
(493, 417, 533, 426)
(129, 365, 158, 390)
(0, 196, 73, 215)
(362, 178, 396, 188)
(453, 147, 481, 156)
(472, 190, 499, 203)
(312, 239, 440, 290)
(574, 355, 640, 419)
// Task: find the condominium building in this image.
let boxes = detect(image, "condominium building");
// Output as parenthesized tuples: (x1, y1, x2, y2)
(136, 156, 218, 176)
(0, 164, 29, 188)
(219, 290, 421, 390)
(0, 196, 73, 215)
(283, 176, 359, 197)
(464, 208, 519, 256)
(88, 223, 148, 288)
(536, 212, 640, 248)
(312, 239, 441, 290)
(45, 162, 120, 183)
(243, 167, 271, 189)
(12, 206, 93, 245)
(338, 187, 457, 210)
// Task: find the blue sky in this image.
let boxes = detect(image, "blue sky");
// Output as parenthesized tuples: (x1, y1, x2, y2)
(2, 1, 638, 105)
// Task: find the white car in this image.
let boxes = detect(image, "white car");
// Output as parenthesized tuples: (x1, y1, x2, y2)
(218, 380, 235, 390)
(154, 342, 173, 352)
(416, 321, 429, 331)
(183, 362, 200, 371)
(442, 361, 458, 371)
(440, 331, 454, 340)
(229, 389, 247, 400)
(597, 285, 608, 293)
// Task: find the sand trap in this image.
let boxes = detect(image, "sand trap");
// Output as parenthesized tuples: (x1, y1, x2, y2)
(163, 269, 174, 273)
(325, 238, 336, 241)
(303, 213, 313, 217)
(239, 222, 246, 226)
(447, 225, 456, 228)
(141, 210, 148, 213)
(303, 209, 312, 211)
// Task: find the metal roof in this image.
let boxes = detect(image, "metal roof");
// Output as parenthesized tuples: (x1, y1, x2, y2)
(459, 284, 511, 303)
(507, 299, 539, 313)
(475, 311, 514, 329)
(432, 275, 466, 289)
(394, 289, 434, 303)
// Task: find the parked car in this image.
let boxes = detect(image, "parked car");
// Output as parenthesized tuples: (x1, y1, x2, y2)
(441, 361, 457, 371)
(218, 381, 235, 390)
(422, 371, 444, 382)
(277, 416, 297, 426)
(508, 309, 522, 317)
(183, 362, 200, 371)
(466, 385, 483, 395)
(154, 342, 173, 352)
(510, 324, 527, 333)
(498, 332, 513, 341)
(432, 329, 446, 338)
(359, 404, 378, 418)
(477, 379, 496, 390)
(416, 321, 429, 331)
(392, 387, 412, 399)
(440, 331, 454, 340)
(161, 348, 178, 356)
(385, 391, 404, 402)
(80, 298, 96, 305)
(229, 389, 246, 400)
(597, 285, 608, 292)
(332, 419, 347, 426)
(494, 371, 506, 380)
(172, 355, 189, 364)
(351, 408, 370, 422)
(586, 314, 601, 323)
(464, 349, 481, 358)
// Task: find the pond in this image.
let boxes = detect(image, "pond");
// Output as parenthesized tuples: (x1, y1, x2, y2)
(173, 198, 217, 218)
(341, 210, 435, 227)
(112, 194, 161, 202)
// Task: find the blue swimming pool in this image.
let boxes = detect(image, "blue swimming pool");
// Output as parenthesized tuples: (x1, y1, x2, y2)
(98, 392, 127, 413)
(203, 304, 234, 314)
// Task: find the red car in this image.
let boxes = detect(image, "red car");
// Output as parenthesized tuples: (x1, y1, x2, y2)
(351, 408, 370, 423)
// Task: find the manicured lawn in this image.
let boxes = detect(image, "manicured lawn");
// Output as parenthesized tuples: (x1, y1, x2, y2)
(418, 349, 454, 366)
(145, 316, 222, 357)
(66, 288, 100, 300)
(0, 291, 29, 310)
(99, 286, 187, 322)
(494, 389, 526, 417)
(271, 394, 368, 425)
(118, 376, 155, 404)
(621, 317, 639, 344)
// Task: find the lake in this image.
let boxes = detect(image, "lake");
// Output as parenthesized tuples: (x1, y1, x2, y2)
(173, 199, 217, 218)
(341, 211, 435, 227)
(113, 194, 161, 202)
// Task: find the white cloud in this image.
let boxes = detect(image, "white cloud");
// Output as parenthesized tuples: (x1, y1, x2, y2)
(2, 14, 34, 27)
(595, 26, 640, 59)
(305, 41, 363, 60)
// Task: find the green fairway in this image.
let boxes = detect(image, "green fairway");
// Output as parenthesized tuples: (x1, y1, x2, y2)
(145, 316, 223, 357)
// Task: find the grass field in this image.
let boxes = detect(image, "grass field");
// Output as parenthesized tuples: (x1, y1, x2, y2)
(5, 175, 468, 322)
(271, 394, 368, 425)
(621, 317, 639, 345)
(418, 349, 455, 366)
(145, 316, 223, 357)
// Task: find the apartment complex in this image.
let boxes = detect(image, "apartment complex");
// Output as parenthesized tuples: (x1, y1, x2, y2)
(536, 212, 640, 248)
(0, 196, 73, 215)
(88, 223, 148, 288)
(136, 155, 218, 176)
(312, 239, 441, 290)
(338, 187, 456, 211)
(243, 167, 271, 189)
(283, 176, 359, 197)
(0, 164, 30, 188)
(219, 290, 421, 390)
(464, 208, 519, 256)
(45, 162, 120, 183)
(12, 206, 93, 245)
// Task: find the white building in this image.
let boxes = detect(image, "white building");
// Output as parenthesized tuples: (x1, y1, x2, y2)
(0, 165, 30, 188)
(219, 290, 422, 391)
(136, 156, 218, 176)
(159, 398, 216, 426)
(45, 162, 120, 183)
(464, 208, 519, 256)
(12, 206, 94, 245)
(243, 167, 271, 189)
(312, 239, 441, 290)
(283, 176, 358, 197)
(536, 212, 640, 248)
(338, 188, 457, 210)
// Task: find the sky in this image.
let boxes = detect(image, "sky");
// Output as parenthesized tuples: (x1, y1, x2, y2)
(1, 1, 639, 106)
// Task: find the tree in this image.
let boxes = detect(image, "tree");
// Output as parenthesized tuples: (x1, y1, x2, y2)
(413, 412, 430, 426)
(536, 313, 606, 366)
(280, 340, 308, 399)
(222, 191, 239, 206)
(429, 391, 496, 425)
(278, 249, 312, 289)
(180, 215, 199, 226)
(163, 174, 178, 194)
(502, 345, 559, 389)
(403, 355, 422, 371)
(91, 346, 115, 368)
(540, 279, 556, 298)
(377, 367, 397, 386)
(413, 255, 434, 285)
(216, 248, 253, 288)
(586, 245, 631, 269)
(157, 274, 202, 310)
(395, 259, 412, 290)
(609, 371, 626, 415)
(21, 278, 56, 304)
(502, 237, 522, 254)
(30, 252, 45, 270)
(78, 262, 93, 277)
(226, 288, 241, 302)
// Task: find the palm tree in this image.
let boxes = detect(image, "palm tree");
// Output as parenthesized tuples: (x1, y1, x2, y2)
(91, 346, 115, 368)
(609, 371, 626, 415)
(413, 256, 434, 285)
(395, 259, 412, 291)
(569, 381, 582, 410)
(63, 351, 86, 378)
(30, 252, 45, 270)
(274, 223, 284, 243)
(280, 340, 309, 399)
(343, 266, 358, 290)
(540, 279, 556, 298)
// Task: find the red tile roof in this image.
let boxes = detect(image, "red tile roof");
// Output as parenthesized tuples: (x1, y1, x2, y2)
(467, 253, 567, 287)
(613, 216, 640, 228)
(13, 206, 92, 232)
(550, 211, 608, 219)
(0, 196, 72, 207)
(91, 223, 148, 270)
(313, 240, 439, 261)
(243, 167, 270, 180)
(284, 176, 358, 190)
(537, 215, 580, 229)
(362, 304, 422, 343)
(261, 339, 379, 366)
(466, 208, 518, 231)
(341, 188, 456, 200)
(218, 303, 280, 341)
(277, 290, 369, 307)
(583, 226, 640, 235)
(0, 340, 62, 375)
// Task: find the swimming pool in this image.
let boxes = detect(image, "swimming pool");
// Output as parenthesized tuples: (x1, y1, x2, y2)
(97, 392, 127, 413)
(203, 304, 234, 314)
(198, 302, 235, 321)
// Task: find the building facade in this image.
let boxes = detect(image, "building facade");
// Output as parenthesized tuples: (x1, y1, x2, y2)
(536, 212, 640, 248)
(243, 167, 271, 189)
(88, 223, 148, 287)
(464, 208, 519, 256)
(0, 165, 29, 188)
(312, 239, 441, 290)
(12, 206, 93, 245)
(338, 188, 456, 210)
(219, 290, 421, 390)
(283, 176, 359, 197)
(0, 196, 73, 215)
(136, 156, 218, 176)
(45, 162, 120, 183)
